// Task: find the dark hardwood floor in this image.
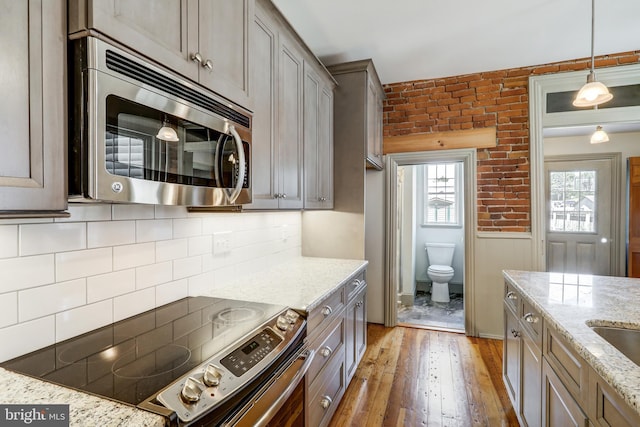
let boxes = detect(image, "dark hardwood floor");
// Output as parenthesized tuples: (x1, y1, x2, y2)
(329, 324, 519, 427)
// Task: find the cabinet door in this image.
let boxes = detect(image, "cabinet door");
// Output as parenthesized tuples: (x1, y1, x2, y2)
(87, 0, 198, 81)
(522, 330, 542, 427)
(303, 62, 334, 209)
(245, 3, 278, 209)
(365, 76, 383, 170)
(0, 0, 67, 213)
(354, 286, 367, 365)
(542, 359, 589, 427)
(198, 0, 252, 107)
(503, 305, 520, 410)
(277, 34, 304, 209)
(345, 285, 367, 383)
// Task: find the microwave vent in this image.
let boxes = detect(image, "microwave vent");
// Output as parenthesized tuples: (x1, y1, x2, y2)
(105, 50, 250, 129)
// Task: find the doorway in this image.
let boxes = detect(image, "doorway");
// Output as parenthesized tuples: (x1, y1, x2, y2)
(545, 155, 620, 275)
(385, 149, 477, 335)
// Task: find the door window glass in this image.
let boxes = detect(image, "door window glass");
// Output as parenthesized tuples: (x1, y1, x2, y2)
(549, 170, 596, 232)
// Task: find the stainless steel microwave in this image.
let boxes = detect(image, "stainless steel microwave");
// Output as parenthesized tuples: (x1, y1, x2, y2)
(69, 37, 251, 206)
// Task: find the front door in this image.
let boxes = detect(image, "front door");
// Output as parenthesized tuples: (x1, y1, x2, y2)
(545, 158, 615, 275)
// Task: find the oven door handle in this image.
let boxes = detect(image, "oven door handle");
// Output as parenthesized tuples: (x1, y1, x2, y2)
(225, 124, 246, 204)
(225, 348, 315, 427)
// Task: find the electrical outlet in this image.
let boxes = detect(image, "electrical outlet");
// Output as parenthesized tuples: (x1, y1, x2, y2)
(212, 231, 232, 255)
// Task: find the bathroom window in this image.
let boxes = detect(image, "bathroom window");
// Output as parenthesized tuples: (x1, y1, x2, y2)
(423, 162, 462, 226)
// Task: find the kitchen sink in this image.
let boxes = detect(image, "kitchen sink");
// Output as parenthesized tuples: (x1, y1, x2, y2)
(590, 325, 640, 365)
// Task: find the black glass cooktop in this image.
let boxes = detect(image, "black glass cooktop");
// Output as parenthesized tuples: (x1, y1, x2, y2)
(1, 296, 287, 406)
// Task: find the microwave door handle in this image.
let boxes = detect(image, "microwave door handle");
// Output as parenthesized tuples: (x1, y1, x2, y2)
(213, 133, 225, 189)
(226, 125, 245, 204)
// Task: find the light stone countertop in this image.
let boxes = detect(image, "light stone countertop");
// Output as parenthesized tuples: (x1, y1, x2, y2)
(203, 256, 369, 312)
(503, 270, 640, 416)
(0, 368, 164, 426)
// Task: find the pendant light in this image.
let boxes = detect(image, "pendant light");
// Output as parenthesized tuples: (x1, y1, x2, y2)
(573, 0, 613, 108)
(590, 125, 609, 144)
(156, 117, 179, 142)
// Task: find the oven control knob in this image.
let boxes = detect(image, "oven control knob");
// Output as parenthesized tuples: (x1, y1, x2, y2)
(203, 364, 223, 387)
(181, 377, 205, 403)
(284, 309, 299, 323)
(276, 315, 290, 331)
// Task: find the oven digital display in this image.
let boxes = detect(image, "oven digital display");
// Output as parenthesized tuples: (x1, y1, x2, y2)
(242, 341, 259, 355)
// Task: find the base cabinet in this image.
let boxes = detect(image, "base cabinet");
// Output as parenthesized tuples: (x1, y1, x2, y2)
(543, 359, 589, 427)
(345, 282, 367, 383)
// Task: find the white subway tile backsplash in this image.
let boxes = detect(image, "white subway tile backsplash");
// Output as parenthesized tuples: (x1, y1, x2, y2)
(136, 219, 173, 243)
(113, 242, 155, 271)
(112, 204, 155, 220)
(0, 316, 55, 362)
(113, 288, 155, 322)
(0, 292, 17, 328)
(87, 220, 136, 248)
(156, 239, 188, 262)
(20, 222, 87, 256)
(19, 279, 86, 322)
(87, 269, 136, 303)
(0, 210, 303, 360)
(156, 279, 188, 306)
(0, 226, 18, 259)
(55, 248, 112, 282)
(0, 254, 55, 293)
(136, 261, 172, 289)
(173, 218, 202, 238)
(173, 256, 202, 280)
(56, 300, 113, 342)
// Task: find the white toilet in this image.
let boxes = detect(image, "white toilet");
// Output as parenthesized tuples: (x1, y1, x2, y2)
(425, 243, 455, 303)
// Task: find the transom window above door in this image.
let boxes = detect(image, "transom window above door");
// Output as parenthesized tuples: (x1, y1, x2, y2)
(423, 162, 462, 226)
(549, 170, 597, 233)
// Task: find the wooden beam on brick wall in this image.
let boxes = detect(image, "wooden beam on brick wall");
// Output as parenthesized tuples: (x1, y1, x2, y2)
(383, 127, 497, 154)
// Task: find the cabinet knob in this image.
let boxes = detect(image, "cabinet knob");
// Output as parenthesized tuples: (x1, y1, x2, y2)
(510, 328, 521, 338)
(281, 193, 287, 199)
(320, 395, 333, 410)
(506, 291, 518, 300)
(274, 193, 281, 199)
(523, 313, 539, 324)
(191, 52, 203, 64)
(320, 346, 333, 358)
(203, 59, 213, 71)
(321, 305, 333, 317)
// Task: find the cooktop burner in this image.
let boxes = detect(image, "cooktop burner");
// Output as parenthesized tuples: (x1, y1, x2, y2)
(1, 296, 288, 406)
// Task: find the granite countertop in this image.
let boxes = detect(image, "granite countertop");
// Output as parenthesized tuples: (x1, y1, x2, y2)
(503, 270, 640, 416)
(0, 368, 164, 426)
(203, 256, 369, 312)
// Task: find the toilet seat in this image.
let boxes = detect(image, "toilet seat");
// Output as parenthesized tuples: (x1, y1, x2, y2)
(428, 265, 454, 274)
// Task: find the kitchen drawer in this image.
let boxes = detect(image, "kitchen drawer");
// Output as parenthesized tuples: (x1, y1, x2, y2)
(504, 281, 521, 315)
(307, 314, 344, 386)
(307, 345, 346, 427)
(521, 298, 543, 348)
(307, 286, 345, 340)
(544, 324, 589, 408)
(346, 271, 366, 303)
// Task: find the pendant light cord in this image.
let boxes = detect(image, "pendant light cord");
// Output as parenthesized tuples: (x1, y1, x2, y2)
(590, 0, 595, 74)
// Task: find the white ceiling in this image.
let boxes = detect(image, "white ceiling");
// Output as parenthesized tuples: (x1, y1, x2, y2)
(271, 0, 640, 85)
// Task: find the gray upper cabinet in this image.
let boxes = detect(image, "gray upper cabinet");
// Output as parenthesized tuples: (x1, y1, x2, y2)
(246, 0, 305, 210)
(304, 61, 335, 209)
(0, 0, 68, 216)
(69, 0, 253, 107)
(328, 59, 385, 171)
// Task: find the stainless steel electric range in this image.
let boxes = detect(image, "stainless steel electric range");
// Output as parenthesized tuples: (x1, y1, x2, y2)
(1, 296, 310, 426)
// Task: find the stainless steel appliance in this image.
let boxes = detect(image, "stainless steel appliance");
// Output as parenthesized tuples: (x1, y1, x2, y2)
(69, 37, 252, 207)
(1, 297, 311, 426)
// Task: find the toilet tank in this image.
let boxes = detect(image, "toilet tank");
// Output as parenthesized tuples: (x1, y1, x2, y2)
(425, 243, 456, 266)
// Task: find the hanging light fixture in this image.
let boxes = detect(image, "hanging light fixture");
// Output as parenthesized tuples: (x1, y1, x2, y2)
(573, 0, 613, 108)
(590, 125, 609, 144)
(156, 117, 179, 142)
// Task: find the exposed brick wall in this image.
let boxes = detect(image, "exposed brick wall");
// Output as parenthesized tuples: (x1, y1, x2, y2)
(383, 51, 640, 232)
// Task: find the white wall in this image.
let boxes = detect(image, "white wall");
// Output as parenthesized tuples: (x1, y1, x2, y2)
(0, 205, 301, 362)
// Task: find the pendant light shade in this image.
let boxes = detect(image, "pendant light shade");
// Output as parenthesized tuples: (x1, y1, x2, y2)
(572, 0, 613, 108)
(590, 125, 609, 144)
(156, 120, 179, 142)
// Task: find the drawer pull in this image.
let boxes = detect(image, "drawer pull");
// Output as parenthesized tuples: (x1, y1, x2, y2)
(506, 291, 518, 300)
(320, 346, 333, 358)
(321, 305, 333, 317)
(352, 279, 362, 287)
(320, 395, 333, 410)
(511, 328, 521, 338)
(523, 312, 539, 324)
